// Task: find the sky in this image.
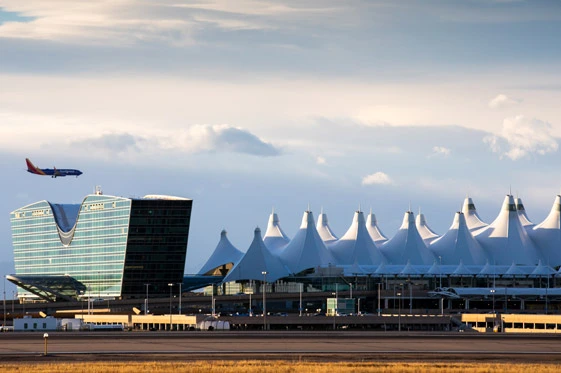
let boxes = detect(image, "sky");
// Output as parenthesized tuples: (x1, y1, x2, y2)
(1, 0, 561, 295)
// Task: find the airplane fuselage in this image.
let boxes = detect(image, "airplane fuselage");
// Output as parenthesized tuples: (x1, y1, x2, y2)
(26, 158, 83, 178)
(26, 168, 83, 178)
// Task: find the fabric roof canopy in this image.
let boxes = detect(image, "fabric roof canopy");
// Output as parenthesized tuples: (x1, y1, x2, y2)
(316, 211, 338, 244)
(329, 210, 384, 266)
(198, 230, 244, 276)
(279, 210, 336, 274)
(475, 195, 541, 265)
(366, 210, 388, 245)
(379, 211, 434, 265)
(429, 212, 487, 265)
(263, 210, 291, 253)
(223, 227, 289, 282)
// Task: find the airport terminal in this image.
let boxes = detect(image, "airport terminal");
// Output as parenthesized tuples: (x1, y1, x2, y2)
(4, 188, 561, 333)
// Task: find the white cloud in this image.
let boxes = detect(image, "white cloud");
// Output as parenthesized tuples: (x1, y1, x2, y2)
(0, 1, 196, 45)
(0, 1, 337, 45)
(431, 146, 451, 157)
(483, 115, 558, 160)
(502, 116, 558, 160)
(483, 135, 501, 153)
(162, 124, 280, 156)
(488, 94, 521, 109)
(316, 156, 327, 165)
(47, 125, 280, 159)
(362, 172, 393, 186)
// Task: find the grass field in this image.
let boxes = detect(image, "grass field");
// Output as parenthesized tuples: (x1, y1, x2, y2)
(0, 361, 559, 373)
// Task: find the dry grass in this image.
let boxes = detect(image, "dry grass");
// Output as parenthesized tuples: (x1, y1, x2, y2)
(0, 361, 559, 373)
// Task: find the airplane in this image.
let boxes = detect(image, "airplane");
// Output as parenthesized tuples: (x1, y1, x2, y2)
(26, 158, 83, 178)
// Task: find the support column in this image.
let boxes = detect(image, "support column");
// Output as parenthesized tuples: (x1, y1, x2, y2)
(465, 299, 470, 310)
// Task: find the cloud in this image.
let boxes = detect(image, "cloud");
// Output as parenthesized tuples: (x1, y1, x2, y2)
(483, 115, 558, 160)
(0, 1, 336, 45)
(316, 156, 327, 165)
(71, 133, 146, 154)
(362, 172, 393, 186)
(162, 124, 281, 157)
(488, 94, 521, 109)
(483, 135, 501, 153)
(431, 146, 451, 157)
(66, 125, 280, 158)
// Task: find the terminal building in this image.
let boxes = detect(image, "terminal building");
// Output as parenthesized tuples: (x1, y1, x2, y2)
(7, 189, 561, 317)
(8, 188, 193, 302)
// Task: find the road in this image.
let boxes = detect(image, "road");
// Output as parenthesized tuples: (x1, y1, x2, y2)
(1, 331, 561, 363)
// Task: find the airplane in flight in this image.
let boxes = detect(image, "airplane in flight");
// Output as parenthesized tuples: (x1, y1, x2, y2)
(26, 158, 83, 178)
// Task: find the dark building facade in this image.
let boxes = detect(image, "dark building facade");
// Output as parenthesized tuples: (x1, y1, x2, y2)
(9, 190, 192, 302)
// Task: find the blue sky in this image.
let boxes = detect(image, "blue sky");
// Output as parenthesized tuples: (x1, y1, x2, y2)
(1, 1, 561, 293)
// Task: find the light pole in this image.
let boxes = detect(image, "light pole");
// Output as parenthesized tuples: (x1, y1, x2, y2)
(409, 282, 413, 314)
(546, 275, 549, 314)
(144, 283, 150, 315)
(397, 290, 402, 332)
(168, 283, 174, 331)
(299, 283, 303, 317)
(335, 283, 338, 316)
(178, 282, 182, 315)
(211, 285, 215, 317)
(248, 280, 252, 316)
(3, 275, 6, 329)
(261, 271, 268, 330)
(377, 283, 381, 316)
(43, 333, 49, 356)
(438, 256, 442, 288)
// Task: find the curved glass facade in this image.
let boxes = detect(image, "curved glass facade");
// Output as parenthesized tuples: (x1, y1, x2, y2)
(10, 194, 192, 301)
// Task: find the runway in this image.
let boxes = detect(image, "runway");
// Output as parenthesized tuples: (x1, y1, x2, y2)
(1, 331, 561, 363)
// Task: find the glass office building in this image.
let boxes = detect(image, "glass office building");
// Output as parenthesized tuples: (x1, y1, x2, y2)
(9, 190, 192, 302)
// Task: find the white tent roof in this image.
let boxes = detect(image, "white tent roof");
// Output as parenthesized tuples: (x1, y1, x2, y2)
(529, 260, 556, 277)
(530, 195, 561, 266)
(263, 210, 290, 253)
(427, 260, 442, 276)
(279, 210, 336, 274)
(198, 230, 244, 276)
(342, 262, 366, 276)
(476, 195, 542, 265)
(400, 260, 422, 277)
(374, 263, 405, 275)
(223, 227, 290, 283)
(505, 261, 527, 277)
(462, 197, 488, 232)
(379, 211, 435, 265)
(415, 212, 440, 245)
(453, 260, 473, 276)
(429, 212, 488, 265)
(366, 210, 388, 245)
(516, 197, 535, 228)
(476, 262, 510, 277)
(316, 210, 338, 244)
(328, 210, 385, 266)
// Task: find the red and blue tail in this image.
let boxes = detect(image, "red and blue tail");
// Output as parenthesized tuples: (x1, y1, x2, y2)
(26, 158, 46, 175)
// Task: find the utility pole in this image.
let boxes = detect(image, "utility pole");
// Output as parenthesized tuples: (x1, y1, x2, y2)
(144, 283, 150, 315)
(261, 271, 268, 330)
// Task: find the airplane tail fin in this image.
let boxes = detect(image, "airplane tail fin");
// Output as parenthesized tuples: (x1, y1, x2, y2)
(26, 158, 46, 175)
